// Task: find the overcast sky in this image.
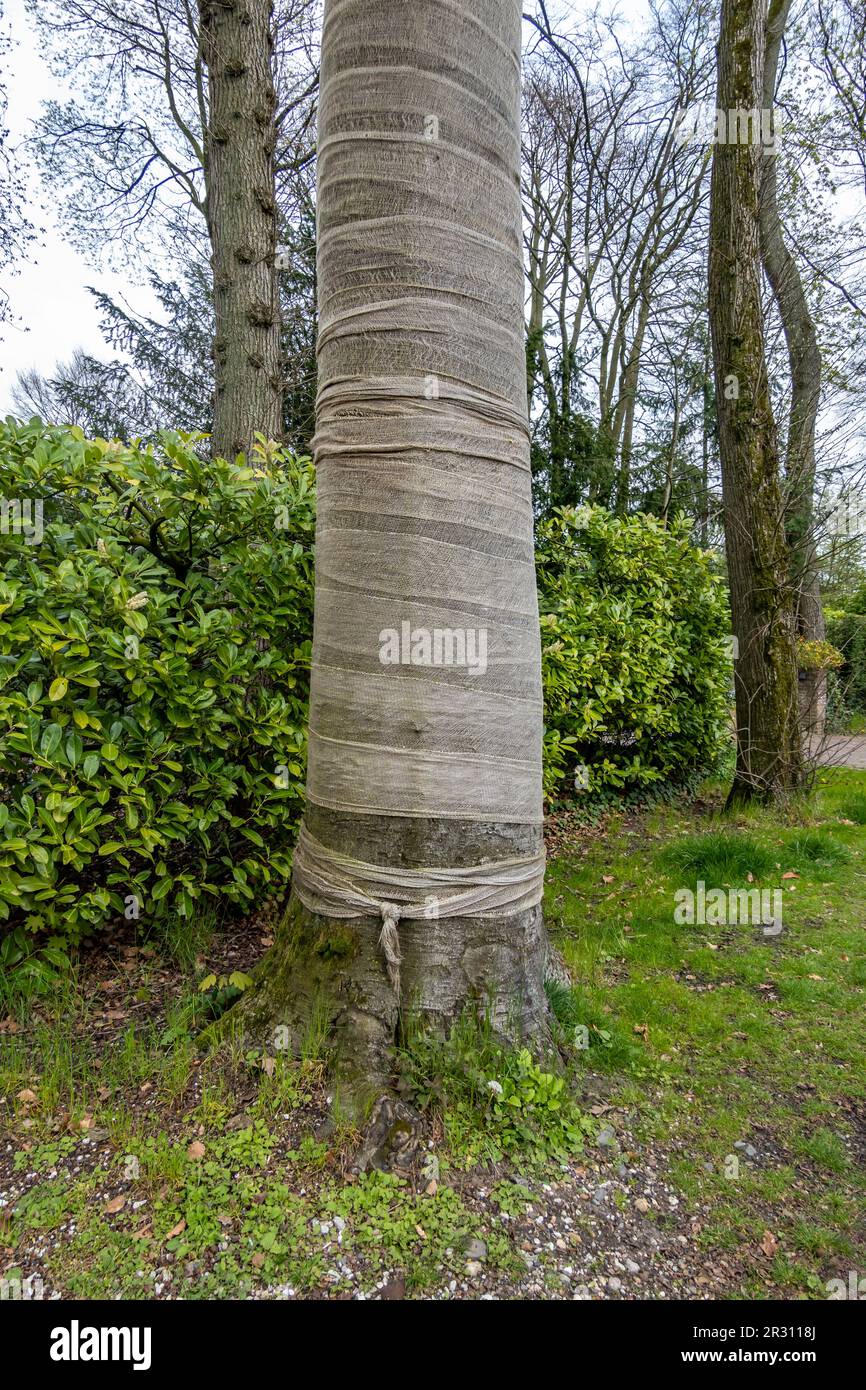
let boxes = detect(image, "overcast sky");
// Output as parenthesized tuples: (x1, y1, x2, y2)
(0, 0, 159, 413)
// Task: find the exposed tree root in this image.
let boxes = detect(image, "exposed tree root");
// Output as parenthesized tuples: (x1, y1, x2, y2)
(203, 891, 555, 1122)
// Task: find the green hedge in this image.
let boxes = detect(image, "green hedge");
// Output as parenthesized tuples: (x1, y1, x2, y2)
(537, 506, 730, 799)
(1, 424, 733, 982)
(825, 611, 866, 716)
(0, 420, 314, 986)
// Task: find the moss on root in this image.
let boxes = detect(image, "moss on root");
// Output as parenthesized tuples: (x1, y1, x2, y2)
(199, 893, 399, 1121)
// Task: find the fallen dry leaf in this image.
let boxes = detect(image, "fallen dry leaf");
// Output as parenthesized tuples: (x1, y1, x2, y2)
(104, 1195, 126, 1215)
(16, 1089, 37, 1105)
(782, 870, 800, 880)
(165, 1218, 187, 1239)
(760, 1230, 779, 1258)
(251, 1252, 265, 1269)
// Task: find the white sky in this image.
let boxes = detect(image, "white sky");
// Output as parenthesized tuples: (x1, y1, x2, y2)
(0, 0, 159, 412)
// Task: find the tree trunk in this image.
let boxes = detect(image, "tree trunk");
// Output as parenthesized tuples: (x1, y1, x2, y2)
(229, 0, 549, 1109)
(759, 0, 826, 737)
(701, 337, 714, 549)
(708, 0, 801, 804)
(199, 0, 283, 459)
(660, 372, 681, 526)
(614, 296, 651, 516)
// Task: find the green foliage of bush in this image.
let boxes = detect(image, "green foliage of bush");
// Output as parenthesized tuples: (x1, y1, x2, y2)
(825, 611, 866, 715)
(0, 419, 314, 982)
(399, 1013, 594, 1168)
(536, 506, 731, 798)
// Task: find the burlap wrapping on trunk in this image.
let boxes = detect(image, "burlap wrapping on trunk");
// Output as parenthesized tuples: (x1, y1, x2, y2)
(294, 1, 544, 961)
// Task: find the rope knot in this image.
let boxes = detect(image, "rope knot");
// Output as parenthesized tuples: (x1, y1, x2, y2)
(378, 902, 403, 996)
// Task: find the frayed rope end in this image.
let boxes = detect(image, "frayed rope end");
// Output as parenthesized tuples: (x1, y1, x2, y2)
(378, 902, 402, 996)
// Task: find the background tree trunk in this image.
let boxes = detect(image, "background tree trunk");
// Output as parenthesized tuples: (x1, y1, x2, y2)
(708, 0, 801, 804)
(232, 0, 549, 1107)
(759, 0, 826, 738)
(199, 0, 283, 459)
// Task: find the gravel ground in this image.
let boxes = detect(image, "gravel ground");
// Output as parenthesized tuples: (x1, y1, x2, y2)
(1, 1068, 766, 1301)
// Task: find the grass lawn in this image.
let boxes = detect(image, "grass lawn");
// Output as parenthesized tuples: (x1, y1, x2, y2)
(1, 768, 864, 1300)
(546, 766, 866, 1297)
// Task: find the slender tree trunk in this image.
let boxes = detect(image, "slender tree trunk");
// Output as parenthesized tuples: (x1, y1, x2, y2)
(701, 343, 712, 548)
(708, 0, 801, 805)
(199, 0, 283, 459)
(231, 0, 549, 1108)
(759, 0, 826, 735)
(661, 373, 681, 526)
(614, 298, 650, 516)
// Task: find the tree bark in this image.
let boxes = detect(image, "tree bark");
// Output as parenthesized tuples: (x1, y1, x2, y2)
(759, 0, 825, 736)
(199, 0, 283, 459)
(228, 0, 549, 1109)
(708, 0, 801, 804)
(237, 811, 548, 1110)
